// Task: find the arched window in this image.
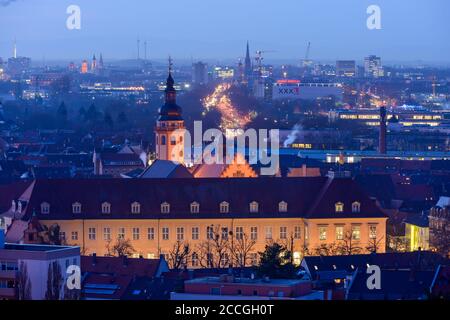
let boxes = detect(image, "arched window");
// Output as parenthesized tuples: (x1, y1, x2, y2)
(219, 201, 229, 214)
(161, 135, 166, 146)
(278, 201, 288, 212)
(170, 135, 176, 146)
(131, 202, 141, 214)
(72, 202, 82, 214)
(101, 202, 111, 214)
(335, 202, 344, 213)
(352, 201, 361, 213)
(190, 202, 199, 214)
(161, 202, 170, 214)
(41, 202, 50, 214)
(249, 201, 259, 213)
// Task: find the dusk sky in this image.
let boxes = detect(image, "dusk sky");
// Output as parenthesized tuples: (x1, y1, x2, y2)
(1, 0, 449, 63)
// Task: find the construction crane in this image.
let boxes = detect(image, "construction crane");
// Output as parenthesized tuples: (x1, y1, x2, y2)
(301, 42, 313, 67)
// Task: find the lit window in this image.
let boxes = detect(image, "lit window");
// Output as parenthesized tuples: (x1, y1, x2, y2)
(278, 201, 288, 212)
(250, 227, 258, 240)
(249, 201, 259, 213)
(265, 226, 273, 240)
(207, 226, 214, 240)
(293, 252, 301, 265)
(190, 202, 200, 214)
(103, 227, 111, 241)
(41, 202, 50, 214)
(219, 201, 229, 213)
(176, 227, 184, 241)
(294, 226, 301, 239)
(147, 227, 155, 240)
(235, 226, 244, 240)
(369, 225, 377, 239)
(352, 225, 361, 240)
(220, 253, 229, 267)
(161, 202, 170, 214)
(133, 227, 140, 240)
(335, 202, 344, 213)
(131, 202, 141, 214)
(162, 227, 169, 240)
(72, 202, 81, 214)
(319, 226, 327, 241)
(192, 227, 199, 240)
(221, 227, 228, 240)
(280, 226, 287, 239)
(118, 227, 125, 239)
(191, 252, 199, 267)
(88, 227, 96, 240)
(352, 202, 361, 213)
(335, 226, 344, 240)
(101, 202, 111, 214)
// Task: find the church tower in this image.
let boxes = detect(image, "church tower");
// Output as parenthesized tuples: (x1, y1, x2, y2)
(244, 41, 252, 85)
(155, 58, 185, 163)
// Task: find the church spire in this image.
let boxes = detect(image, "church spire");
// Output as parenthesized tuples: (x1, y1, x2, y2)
(244, 41, 252, 81)
(165, 56, 176, 104)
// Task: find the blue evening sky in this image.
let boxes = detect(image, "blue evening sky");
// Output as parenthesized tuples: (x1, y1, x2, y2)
(0, 0, 449, 63)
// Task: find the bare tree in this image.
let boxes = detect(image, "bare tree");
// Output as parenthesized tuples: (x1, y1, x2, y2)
(336, 231, 363, 255)
(229, 232, 256, 267)
(105, 238, 136, 257)
(313, 243, 341, 256)
(168, 241, 192, 270)
(16, 261, 32, 300)
(366, 236, 384, 253)
(196, 225, 230, 268)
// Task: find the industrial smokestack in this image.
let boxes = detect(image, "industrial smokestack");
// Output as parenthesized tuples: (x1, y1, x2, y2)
(379, 106, 387, 154)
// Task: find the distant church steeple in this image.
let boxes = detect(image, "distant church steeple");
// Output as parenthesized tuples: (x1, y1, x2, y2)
(244, 41, 252, 84)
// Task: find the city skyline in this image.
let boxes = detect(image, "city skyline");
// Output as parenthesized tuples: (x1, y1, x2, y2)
(1, 0, 450, 63)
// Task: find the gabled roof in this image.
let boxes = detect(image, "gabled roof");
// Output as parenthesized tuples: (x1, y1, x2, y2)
(140, 160, 192, 178)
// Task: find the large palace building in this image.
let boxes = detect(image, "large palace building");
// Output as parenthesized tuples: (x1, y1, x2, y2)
(6, 177, 387, 267)
(1, 67, 388, 268)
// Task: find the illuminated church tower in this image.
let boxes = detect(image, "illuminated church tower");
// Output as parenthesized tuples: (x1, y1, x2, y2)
(155, 58, 185, 163)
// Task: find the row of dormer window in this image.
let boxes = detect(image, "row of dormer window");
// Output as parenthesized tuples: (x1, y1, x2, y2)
(39, 201, 361, 215)
(336, 202, 361, 213)
(39, 201, 288, 214)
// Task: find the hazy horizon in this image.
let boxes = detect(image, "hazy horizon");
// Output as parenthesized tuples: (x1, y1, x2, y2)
(1, 0, 449, 63)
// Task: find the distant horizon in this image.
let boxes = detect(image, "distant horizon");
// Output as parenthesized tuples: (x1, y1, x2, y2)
(1, 0, 449, 64)
(20, 57, 450, 69)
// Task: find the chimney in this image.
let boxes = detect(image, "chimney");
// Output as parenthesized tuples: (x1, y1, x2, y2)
(379, 106, 387, 154)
